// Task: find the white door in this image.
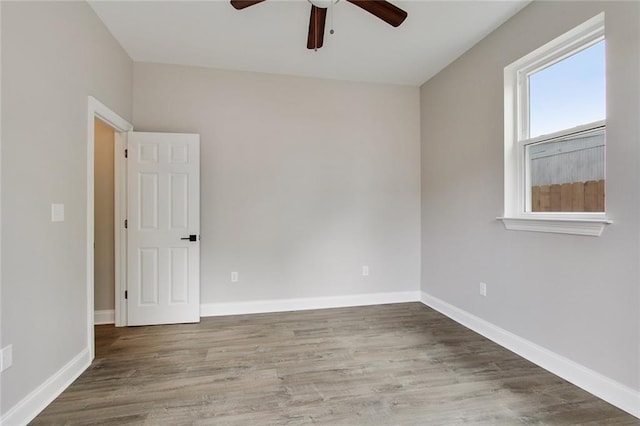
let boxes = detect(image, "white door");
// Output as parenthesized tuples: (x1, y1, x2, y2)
(127, 132, 200, 326)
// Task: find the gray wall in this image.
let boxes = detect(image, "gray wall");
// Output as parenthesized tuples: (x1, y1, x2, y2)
(133, 63, 421, 305)
(1, 1, 132, 413)
(420, 1, 639, 390)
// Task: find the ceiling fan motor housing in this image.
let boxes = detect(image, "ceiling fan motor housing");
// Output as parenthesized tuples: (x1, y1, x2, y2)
(308, 0, 339, 9)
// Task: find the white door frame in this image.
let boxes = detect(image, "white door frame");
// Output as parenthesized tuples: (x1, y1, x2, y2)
(87, 96, 133, 359)
(114, 132, 128, 328)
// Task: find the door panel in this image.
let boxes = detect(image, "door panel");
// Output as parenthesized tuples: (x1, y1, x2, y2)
(139, 248, 159, 305)
(127, 132, 200, 326)
(139, 173, 159, 230)
(169, 174, 189, 229)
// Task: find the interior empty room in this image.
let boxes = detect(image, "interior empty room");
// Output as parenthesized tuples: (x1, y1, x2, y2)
(1, 0, 639, 424)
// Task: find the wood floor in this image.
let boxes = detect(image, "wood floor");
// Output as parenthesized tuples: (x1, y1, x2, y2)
(33, 303, 638, 425)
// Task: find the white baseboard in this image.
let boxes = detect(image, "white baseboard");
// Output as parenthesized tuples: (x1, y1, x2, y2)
(200, 291, 421, 317)
(421, 291, 640, 419)
(0, 348, 91, 426)
(94, 309, 115, 325)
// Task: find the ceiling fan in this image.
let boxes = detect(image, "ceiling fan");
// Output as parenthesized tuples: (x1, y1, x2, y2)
(230, 0, 408, 50)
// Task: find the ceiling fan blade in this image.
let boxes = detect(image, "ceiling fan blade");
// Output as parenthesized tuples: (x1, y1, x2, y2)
(230, 0, 266, 10)
(307, 5, 328, 50)
(346, 0, 407, 27)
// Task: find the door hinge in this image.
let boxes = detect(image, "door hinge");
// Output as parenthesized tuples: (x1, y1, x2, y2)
(125, 290, 128, 300)
(124, 149, 128, 158)
(124, 219, 128, 229)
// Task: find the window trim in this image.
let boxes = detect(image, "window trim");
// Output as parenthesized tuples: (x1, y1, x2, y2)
(500, 12, 611, 236)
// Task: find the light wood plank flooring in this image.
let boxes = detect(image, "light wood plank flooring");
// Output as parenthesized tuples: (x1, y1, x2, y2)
(33, 303, 638, 425)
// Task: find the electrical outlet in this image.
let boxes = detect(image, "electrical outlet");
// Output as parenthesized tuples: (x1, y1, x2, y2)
(479, 282, 487, 297)
(0, 345, 13, 373)
(362, 265, 369, 276)
(231, 271, 238, 283)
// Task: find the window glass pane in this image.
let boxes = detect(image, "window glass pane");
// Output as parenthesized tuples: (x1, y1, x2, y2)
(528, 128, 605, 212)
(529, 40, 605, 138)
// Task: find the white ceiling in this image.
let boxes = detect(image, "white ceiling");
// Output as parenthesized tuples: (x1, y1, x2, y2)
(89, 0, 530, 86)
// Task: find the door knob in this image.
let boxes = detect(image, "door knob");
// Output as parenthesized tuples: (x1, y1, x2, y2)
(181, 234, 198, 242)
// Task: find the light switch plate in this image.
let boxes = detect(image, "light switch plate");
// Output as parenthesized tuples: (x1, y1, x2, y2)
(0, 345, 13, 372)
(51, 203, 64, 222)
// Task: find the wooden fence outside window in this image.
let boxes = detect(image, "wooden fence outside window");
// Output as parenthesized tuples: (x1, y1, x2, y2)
(531, 179, 604, 212)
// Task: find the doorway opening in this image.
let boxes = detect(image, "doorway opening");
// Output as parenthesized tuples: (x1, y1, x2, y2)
(87, 96, 133, 359)
(94, 118, 116, 326)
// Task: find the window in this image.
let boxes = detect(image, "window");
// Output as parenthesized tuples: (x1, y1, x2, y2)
(501, 13, 611, 236)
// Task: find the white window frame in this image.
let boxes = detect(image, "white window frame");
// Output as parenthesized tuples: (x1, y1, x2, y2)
(500, 13, 611, 236)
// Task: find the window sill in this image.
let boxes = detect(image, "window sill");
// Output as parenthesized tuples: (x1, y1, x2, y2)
(497, 216, 612, 236)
